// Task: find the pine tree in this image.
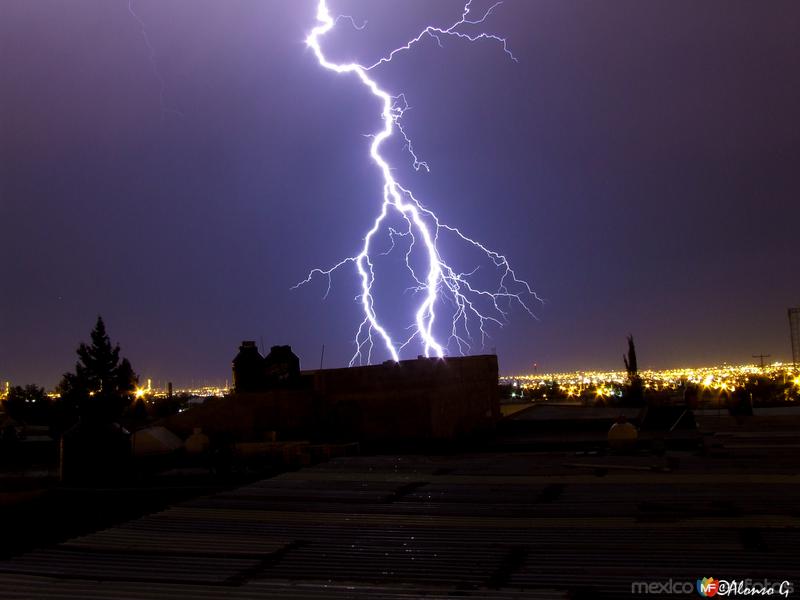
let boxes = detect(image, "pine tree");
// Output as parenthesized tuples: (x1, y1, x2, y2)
(623, 334, 644, 406)
(58, 317, 138, 423)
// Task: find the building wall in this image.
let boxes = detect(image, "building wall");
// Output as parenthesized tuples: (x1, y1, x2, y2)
(311, 355, 499, 441)
(161, 389, 315, 440)
(164, 355, 499, 443)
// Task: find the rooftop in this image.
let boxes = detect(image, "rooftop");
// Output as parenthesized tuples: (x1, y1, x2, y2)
(1, 422, 799, 598)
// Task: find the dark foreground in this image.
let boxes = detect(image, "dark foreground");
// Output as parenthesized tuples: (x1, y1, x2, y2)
(1, 420, 799, 599)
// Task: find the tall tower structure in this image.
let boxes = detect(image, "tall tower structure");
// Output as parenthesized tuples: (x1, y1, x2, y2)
(789, 308, 800, 366)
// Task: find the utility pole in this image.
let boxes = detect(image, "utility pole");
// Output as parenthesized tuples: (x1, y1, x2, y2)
(319, 344, 326, 370)
(752, 353, 771, 368)
(790, 308, 800, 366)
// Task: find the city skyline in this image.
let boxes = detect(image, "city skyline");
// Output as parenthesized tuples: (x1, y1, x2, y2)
(2, 0, 799, 386)
(3, 350, 798, 392)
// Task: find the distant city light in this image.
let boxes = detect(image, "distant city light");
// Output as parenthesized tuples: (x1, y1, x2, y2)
(128, 383, 230, 399)
(502, 362, 798, 398)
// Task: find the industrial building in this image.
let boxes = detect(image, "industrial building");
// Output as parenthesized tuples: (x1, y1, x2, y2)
(162, 342, 499, 444)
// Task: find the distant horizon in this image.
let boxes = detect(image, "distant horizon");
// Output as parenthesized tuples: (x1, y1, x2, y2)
(2, 1, 798, 393)
(2, 348, 795, 391)
(500, 358, 796, 379)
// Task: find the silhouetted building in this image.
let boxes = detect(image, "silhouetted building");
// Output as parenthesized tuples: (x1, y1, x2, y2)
(309, 355, 499, 441)
(232, 341, 265, 392)
(264, 345, 301, 386)
(60, 420, 131, 484)
(790, 307, 800, 366)
(232, 341, 301, 392)
(170, 346, 500, 443)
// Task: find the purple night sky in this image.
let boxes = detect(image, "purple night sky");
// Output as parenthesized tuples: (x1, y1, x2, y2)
(1, 0, 799, 387)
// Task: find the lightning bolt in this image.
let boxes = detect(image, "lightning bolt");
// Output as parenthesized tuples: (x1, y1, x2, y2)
(298, 0, 539, 366)
(128, 0, 184, 120)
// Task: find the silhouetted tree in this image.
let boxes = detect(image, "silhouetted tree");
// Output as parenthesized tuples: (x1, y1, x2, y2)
(3, 384, 50, 423)
(124, 398, 150, 429)
(57, 316, 138, 424)
(623, 334, 644, 406)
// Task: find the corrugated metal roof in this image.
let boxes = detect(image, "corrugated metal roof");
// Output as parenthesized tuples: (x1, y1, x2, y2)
(1, 439, 799, 598)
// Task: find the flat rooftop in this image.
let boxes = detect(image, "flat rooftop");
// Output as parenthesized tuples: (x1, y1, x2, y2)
(1, 427, 799, 598)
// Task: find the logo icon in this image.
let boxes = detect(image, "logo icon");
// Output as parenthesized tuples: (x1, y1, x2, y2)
(697, 577, 719, 597)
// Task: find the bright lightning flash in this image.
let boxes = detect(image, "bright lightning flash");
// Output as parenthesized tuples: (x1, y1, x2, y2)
(298, 0, 539, 365)
(128, 0, 184, 120)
